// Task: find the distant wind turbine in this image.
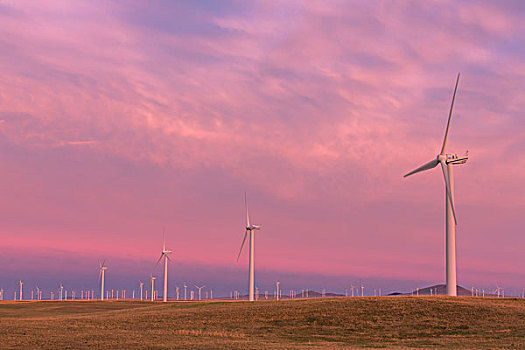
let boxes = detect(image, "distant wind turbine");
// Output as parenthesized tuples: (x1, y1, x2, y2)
(139, 281, 144, 301)
(194, 285, 206, 300)
(150, 276, 156, 302)
(404, 73, 468, 296)
(155, 228, 172, 303)
(99, 261, 108, 301)
(236, 193, 262, 302)
(18, 280, 23, 301)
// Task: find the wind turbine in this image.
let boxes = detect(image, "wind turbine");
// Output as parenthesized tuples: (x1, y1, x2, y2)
(139, 281, 144, 301)
(194, 285, 206, 300)
(99, 261, 108, 301)
(150, 276, 156, 302)
(18, 280, 23, 301)
(404, 73, 468, 296)
(155, 228, 172, 302)
(236, 193, 262, 301)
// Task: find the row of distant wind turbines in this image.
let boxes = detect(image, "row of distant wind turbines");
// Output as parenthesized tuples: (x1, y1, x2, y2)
(1, 277, 212, 302)
(1, 74, 514, 301)
(98, 231, 209, 303)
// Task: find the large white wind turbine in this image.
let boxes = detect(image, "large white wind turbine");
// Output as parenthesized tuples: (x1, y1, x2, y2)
(404, 73, 468, 296)
(99, 261, 108, 301)
(155, 228, 172, 303)
(236, 193, 262, 301)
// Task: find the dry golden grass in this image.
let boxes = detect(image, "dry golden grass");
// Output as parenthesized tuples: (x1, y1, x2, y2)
(0, 296, 523, 349)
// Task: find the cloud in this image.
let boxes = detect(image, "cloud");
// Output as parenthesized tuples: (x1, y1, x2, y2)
(0, 0, 523, 290)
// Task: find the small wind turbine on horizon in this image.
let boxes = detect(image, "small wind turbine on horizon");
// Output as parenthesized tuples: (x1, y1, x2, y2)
(236, 192, 262, 302)
(404, 73, 468, 297)
(155, 228, 172, 303)
(150, 276, 156, 302)
(18, 280, 23, 301)
(194, 285, 206, 300)
(99, 260, 108, 301)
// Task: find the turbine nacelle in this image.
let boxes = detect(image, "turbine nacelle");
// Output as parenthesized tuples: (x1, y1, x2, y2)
(246, 225, 261, 231)
(445, 153, 468, 165)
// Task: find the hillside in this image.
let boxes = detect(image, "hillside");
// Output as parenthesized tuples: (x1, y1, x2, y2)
(0, 296, 523, 349)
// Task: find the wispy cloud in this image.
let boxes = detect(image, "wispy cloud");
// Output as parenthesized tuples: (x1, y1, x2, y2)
(0, 0, 523, 289)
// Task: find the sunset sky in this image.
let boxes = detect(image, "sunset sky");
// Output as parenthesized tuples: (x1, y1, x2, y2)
(0, 0, 523, 297)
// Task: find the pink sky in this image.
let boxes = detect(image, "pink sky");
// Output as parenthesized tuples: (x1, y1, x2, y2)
(0, 0, 523, 296)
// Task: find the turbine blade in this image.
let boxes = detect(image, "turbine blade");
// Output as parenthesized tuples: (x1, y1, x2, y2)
(163, 227, 166, 252)
(245, 192, 250, 227)
(404, 159, 439, 178)
(236, 230, 248, 262)
(155, 254, 163, 266)
(440, 73, 460, 155)
(440, 161, 457, 225)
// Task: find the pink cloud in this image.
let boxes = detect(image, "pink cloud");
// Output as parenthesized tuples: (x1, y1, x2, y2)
(0, 0, 523, 292)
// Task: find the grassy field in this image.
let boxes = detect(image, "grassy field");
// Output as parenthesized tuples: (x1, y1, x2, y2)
(0, 296, 523, 349)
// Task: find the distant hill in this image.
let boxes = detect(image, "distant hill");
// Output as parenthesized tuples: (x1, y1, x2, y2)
(223, 285, 500, 301)
(388, 284, 497, 297)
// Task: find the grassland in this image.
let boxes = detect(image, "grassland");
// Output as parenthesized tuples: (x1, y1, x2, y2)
(0, 296, 523, 349)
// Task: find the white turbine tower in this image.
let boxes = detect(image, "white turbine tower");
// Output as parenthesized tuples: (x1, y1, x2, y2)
(99, 261, 108, 301)
(18, 280, 23, 301)
(404, 73, 468, 296)
(155, 228, 172, 303)
(236, 193, 262, 302)
(150, 276, 156, 302)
